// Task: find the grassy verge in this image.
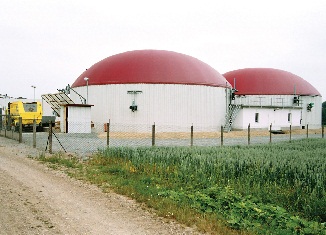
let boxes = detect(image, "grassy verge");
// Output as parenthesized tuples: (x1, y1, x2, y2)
(37, 139, 326, 235)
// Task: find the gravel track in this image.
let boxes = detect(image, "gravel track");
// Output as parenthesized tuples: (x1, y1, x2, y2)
(0, 137, 202, 235)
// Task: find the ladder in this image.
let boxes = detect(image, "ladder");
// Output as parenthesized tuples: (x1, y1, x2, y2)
(223, 104, 242, 132)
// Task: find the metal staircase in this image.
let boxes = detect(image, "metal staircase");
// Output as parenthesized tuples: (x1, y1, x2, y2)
(223, 104, 242, 132)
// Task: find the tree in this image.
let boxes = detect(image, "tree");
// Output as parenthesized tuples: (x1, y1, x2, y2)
(322, 101, 326, 125)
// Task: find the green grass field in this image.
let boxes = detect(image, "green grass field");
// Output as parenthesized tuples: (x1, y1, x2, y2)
(38, 138, 326, 235)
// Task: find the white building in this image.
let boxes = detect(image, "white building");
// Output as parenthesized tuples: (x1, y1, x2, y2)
(223, 68, 322, 131)
(70, 50, 231, 132)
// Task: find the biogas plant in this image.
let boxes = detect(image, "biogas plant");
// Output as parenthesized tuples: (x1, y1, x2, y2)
(69, 50, 321, 133)
(1, 50, 322, 133)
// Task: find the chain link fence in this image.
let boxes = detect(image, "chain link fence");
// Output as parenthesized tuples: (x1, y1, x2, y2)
(0, 114, 22, 141)
(1, 116, 324, 157)
(7, 121, 321, 157)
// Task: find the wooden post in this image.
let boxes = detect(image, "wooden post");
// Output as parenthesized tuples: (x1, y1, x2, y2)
(106, 121, 110, 147)
(5, 113, 8, 137)
(33, 119, 36, 148)
(49, 121, 52, 154)
(248, 123, 250, 145)
(19, 117, 22, 143)
(190, 125, 194, 147)
(306, 124, 309, 138)
(7, 114, 12, 132)
(322, 125, 324, 138)
(221, 125, 224, 146)
(152, 123, 155, 146)
(289, 124, 292, 143)
(4, 120, 6, 137)
(269, 123, 272, 144)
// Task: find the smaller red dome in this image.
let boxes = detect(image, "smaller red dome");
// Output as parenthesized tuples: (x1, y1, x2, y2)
(223, 68, 321, 96)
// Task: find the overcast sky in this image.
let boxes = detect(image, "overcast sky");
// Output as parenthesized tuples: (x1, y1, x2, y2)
(1, 0, 325, 101)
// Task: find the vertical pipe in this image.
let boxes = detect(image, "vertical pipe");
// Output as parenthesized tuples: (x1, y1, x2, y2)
(234, 78, 236, 90)
(289, 124, 292, 143)
(269, 123, 272, 144)
(248, 123, 250, 145)
(19, 117, 22, 143)
(221, 125, 224, 146)
(49, 121, 52, 154)
(86, 80, 89, 104)
(225, 83, 228, 113)
(106, 121, 110, 147)
(152, 123, 155, 147)
(33, 119, 36, 148)
(190, 125, 193, 147)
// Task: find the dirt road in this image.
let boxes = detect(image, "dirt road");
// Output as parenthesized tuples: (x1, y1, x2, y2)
(0, 137, 201, 235)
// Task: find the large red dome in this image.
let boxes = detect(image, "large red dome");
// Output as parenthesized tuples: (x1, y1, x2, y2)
(223, 68, 321, 96)
(71, 50, 230, 88)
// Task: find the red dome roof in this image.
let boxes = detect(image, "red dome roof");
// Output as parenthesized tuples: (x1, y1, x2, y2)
(223, 68, 321, 96)
(72, 50, 230, 88)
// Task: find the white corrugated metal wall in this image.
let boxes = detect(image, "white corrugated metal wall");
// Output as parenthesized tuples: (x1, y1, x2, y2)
(67, 106, 92, 133)
(231, 95, 322, 130)
(60, 106, 92, 133)
(72, 84, 227, 132)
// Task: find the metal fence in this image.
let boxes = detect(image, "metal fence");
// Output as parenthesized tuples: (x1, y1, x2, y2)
(0, 116, 325, 157)
(0, 114, 22, 142)
(1, 117, 324, 157)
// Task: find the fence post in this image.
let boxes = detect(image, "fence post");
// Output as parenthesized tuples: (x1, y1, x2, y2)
(248, 123, 250, 145)
(4, 118, 6, 137)
(33, 119, 36, 148)
(289, 124, 292, 143)
(322, 125, 324, 138)
(106, 121, 110, 147)
(269, 123, 272, 144)
(7, 114, 12, 132)
(19, 117, 22, 143)
(49, 121, 52, 154)
(152, 123, 155, 146)
(306, 124, 309, 138)
(190, 125, 193, 147)
(221, 125, 224, 146)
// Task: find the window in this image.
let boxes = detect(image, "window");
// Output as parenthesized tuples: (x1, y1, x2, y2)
(288, 113, 292, 122)
(23, 103, 37, 112)
(255, 113, 259, 123)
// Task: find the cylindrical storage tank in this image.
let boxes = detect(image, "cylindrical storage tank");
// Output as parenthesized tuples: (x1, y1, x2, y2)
(223, 68, 322, 130)
(71, 50, 231, 132)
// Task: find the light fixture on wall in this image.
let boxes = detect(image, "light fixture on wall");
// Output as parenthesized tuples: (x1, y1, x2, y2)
(307, 103, 314, 111)
(130, 100, 137, 112)
(127, 90, 142, 112)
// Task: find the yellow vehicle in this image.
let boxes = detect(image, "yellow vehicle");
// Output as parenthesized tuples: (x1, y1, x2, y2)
(6, 101, 43, 131)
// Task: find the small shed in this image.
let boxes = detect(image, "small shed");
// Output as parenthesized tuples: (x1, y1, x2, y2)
(60, 104, 93, 133)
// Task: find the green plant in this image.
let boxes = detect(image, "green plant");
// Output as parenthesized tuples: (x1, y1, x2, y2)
(38, 139, 326, 234)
